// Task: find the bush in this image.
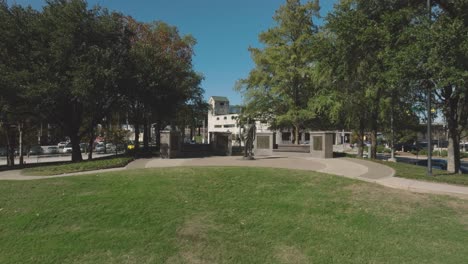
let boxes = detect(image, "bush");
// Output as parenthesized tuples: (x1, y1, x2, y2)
(376, 145, 392, 153)
(418, 149, 428, 156)
(376, 145, 385, 153)
(434, 150, 448, 157)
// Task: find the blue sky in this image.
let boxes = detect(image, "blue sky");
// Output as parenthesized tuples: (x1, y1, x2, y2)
(8, 0, 337, 105)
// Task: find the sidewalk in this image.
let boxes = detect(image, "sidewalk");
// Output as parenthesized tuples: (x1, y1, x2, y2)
(0, 155, 467, 199)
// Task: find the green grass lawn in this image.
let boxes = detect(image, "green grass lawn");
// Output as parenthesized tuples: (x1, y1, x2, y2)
(1, 167, 468, 263)
(380, 160, 468, 186)
(21, 157, 134, 176)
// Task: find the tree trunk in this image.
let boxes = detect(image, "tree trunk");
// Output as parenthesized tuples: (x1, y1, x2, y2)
(88, 134, 94, 160)
(143, 117, 149, 151)
(155, 121, 161, 149)
(134, 122, 140, 151)
(294, 124, 300, 145)
(18, 123, 23, 165)
(70, 134, 82, 162)
(447, 124, 461, 173)
(5, 128, 14, 167)
(370, 129, 377, 159)
(357, 120, 365, 158)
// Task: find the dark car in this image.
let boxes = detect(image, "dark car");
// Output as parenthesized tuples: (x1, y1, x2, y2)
(395, 143, 420, 152)
(416, 159, 447, 171)
(29, 145, 44, 155)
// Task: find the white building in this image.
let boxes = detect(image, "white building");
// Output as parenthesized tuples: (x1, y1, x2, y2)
(207, 96, 284, 144)
(207, 96, 351, 146)
(207, 96, 242, 143)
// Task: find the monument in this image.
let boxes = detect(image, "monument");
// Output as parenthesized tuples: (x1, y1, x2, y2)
(243, 119, 256, 160)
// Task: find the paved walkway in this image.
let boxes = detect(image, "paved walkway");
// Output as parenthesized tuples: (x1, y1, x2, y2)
(0, 154, 468, 199)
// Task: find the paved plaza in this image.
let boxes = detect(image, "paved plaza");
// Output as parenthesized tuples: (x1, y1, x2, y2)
(1, 153, 468, 199)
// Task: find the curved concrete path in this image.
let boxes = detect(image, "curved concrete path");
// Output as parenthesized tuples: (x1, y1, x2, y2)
(0, 154, 467, 199)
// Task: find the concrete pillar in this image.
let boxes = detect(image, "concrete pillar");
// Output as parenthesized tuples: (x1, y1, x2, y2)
(275, 131, 282, 145)
(310, 131, 334, 159)
(211, 132, 232, 156)
(254, 132, 274, 156)
(160, 130, 181, 159)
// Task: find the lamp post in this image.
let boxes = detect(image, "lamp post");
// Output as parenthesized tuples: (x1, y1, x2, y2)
(426, 0, 432, 176)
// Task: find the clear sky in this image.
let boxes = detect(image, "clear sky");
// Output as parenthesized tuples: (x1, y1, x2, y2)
(8, 0, 337, 105)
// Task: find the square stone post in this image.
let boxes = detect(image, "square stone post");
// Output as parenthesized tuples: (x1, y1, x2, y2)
(254, 132, 274, 156)
(310, 131, 334, 159)
(160, 130, 181, 159)
(210, 132, 232, 156)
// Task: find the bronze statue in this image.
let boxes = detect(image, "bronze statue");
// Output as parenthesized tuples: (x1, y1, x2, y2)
(243, 119, 256, 159)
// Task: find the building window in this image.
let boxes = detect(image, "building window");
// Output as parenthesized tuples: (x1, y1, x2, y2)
(214, 125, 222, 128)
(282, 132, 291, 141)
(224, 116, 227, 120)
(231, 116, 236, 120)
(216, 117, 219, 120)
(220, 103, 224, 106)
(224, 124, 235, 128)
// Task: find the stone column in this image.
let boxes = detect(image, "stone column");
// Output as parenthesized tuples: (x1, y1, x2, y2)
(254, 132, 274, 156)
(160, 130, 181, 159)
(275, 131, 282, 145)
(211, 132, 232, 156)
(310, 131, 334, 159)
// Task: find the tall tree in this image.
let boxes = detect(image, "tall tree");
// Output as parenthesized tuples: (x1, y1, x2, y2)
(317, 0, 423, 158)
(125, 18, 203, 151)
(237, 0, 320, 144)
(0, 2, 42, 165)
(397, 1, 468, 173)
(29, 0, 131, 162)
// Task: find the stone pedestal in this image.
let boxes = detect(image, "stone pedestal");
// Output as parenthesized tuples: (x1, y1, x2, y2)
(210, 132, 232, 156)
(160, 130, 181, 159)
(254, 132, 274, 156)
(310, 131, 334, 159)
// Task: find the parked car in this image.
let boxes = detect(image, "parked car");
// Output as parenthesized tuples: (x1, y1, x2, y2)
(80, 143, 89, 152)
(63, 143, 73, 153)
(0, 147, 6, 156)
(45, 146, 59, 154)
(106, 143, 116, 153)
(29, 145, 43, 155)
(416, 159, 448, 171)
(95, 142, 105, 153)
(127, 141, 135, 150)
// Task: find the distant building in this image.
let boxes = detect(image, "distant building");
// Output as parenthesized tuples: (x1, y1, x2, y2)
(207, 96, 243, 143)
(207, 96, 352, 147)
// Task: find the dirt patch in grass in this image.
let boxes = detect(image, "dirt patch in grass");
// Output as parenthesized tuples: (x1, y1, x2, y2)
(275, 245, 309, 264)
(167, 214, 221, 264)
(447, 200, 468, 230)
(343, 182, 430, 215)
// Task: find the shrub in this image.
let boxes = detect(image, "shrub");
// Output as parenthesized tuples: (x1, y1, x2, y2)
(418, 149, 428, 156)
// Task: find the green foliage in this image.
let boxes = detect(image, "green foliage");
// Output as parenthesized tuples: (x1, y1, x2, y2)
(434, 150, 448, 157)
(237, 0, 320, 135)
(381, 160, 468, 186)
(0, 0, 204, 161)
(21, 156, 133, 176)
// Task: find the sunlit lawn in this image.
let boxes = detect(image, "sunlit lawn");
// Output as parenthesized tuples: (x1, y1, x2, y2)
(1, 167, 467, 263)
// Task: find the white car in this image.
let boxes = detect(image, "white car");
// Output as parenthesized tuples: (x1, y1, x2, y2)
(63, 143, 73, 153)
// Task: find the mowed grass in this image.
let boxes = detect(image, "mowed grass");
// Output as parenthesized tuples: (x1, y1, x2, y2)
(21, 157, 134, 176)
(1, 167, 468, 263)
(381, 160, 468, 186)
